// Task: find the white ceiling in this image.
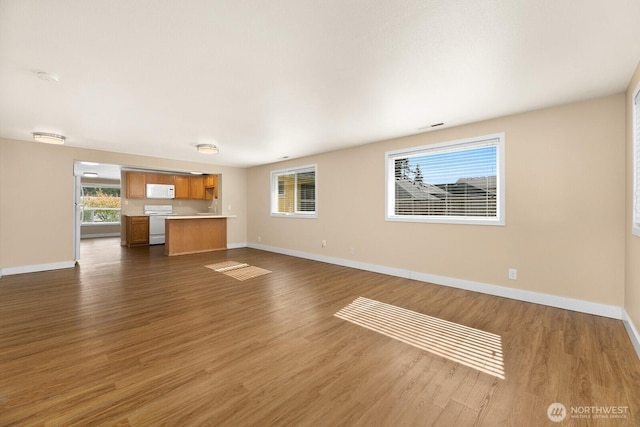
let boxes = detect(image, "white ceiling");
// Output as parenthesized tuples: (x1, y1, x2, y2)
(1, 1, 640, 168)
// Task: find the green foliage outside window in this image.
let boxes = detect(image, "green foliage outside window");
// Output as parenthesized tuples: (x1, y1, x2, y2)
(82, 187, 121, 223)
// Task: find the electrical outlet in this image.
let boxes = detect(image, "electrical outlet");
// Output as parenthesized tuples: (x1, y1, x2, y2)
(258, 236, 262, 243)
(321, 240, 326, 248)
(508, 268, 517, 280)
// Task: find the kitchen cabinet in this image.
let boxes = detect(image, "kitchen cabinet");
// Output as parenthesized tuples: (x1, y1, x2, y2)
(205, 174, 218, 199)
(126, 172, 146, 199)
(189, 176, 206, 200)
(165, 216, 227, 256)
(174, 175, 190, 199)
(147, 173, 174, 185)
(125, 215, 149, 247)
(205, 175, 217, 188)
(126, 171, 218, 200)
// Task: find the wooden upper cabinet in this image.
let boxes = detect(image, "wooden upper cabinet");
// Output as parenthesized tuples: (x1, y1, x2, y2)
(205, 174, 218, 199)
(147, 173, 175, 185)
(205, 175, 217, 188)
(126, 172, 146, 199)
(126, 171, 216, 200)
(174, 175, 190, 199)
(189, 176, 206, 200)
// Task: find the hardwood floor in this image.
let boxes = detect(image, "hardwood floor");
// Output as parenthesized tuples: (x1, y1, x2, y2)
(1, 238, 639, 426)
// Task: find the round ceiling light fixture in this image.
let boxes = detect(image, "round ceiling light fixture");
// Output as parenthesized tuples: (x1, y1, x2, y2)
(36, 71, 59, 83)
(197, 144, 218, 154)
(33, 132, 66, 144)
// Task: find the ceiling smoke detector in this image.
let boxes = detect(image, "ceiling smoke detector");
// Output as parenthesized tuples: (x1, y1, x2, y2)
(417, 122, 445, 131)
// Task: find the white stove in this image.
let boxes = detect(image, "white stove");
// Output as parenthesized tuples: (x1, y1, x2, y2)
(144, 205, 175, 245)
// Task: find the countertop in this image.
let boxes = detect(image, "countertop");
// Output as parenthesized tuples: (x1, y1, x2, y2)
(165, 214, 237, 220)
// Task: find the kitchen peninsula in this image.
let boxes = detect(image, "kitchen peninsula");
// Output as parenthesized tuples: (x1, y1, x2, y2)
(164, 215, 234, 256)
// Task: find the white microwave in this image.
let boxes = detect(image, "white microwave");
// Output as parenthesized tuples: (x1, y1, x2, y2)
(146, 184, 175, 199)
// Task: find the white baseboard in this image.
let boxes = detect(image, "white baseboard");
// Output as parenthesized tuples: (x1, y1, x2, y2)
(227, 242, 248, 249)
(622, 309, 640, 359)
(81, 232, 120, 239)
(2, 243, 636, 360)
(0, 260, 76, 277)
(248, 243, 623, 320)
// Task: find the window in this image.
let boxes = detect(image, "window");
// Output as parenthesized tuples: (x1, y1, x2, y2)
(386, 133, 505, 225)
(271, 165, 317, 217)
(82, 184, 121, 224)
(633, 83, 640, 236)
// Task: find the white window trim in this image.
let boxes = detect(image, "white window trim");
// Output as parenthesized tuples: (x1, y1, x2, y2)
(270, 164, 318, 218)
(81, 182, 122, 225)
(632, 82, 640, 236)
(385, 133, 505, 226)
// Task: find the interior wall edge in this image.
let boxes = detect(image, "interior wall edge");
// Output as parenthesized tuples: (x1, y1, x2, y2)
(228, 242, 249, 249)
(622, 309, 640, 359)
(248, 242, 625, 321)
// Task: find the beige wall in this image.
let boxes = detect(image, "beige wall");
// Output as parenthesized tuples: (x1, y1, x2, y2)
(0, 92, 631, 313)
(0, 138, 247, 270)
(626, 61, 640, 331)
(248, 94, 626, 306)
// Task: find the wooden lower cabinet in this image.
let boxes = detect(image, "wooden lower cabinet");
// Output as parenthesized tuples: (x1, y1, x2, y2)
(125, 215, 149, 247)
(165, 217, 227, 256)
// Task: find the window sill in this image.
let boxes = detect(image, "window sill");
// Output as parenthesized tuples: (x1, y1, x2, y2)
(271, 213, 317, 219)
(386, 215, 504, 226)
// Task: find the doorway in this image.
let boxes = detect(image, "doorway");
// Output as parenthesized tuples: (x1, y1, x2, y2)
(73, 161, 123, 262)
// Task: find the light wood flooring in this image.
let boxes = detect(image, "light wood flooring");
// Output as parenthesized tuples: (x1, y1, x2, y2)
(1, 238, 639, 426)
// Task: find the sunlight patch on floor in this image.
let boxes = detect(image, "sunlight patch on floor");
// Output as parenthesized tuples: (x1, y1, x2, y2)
(205, 261, 272, 281)
(335, 296, 505, 379)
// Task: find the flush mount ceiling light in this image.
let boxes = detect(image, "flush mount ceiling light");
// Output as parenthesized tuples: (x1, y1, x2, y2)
(36, 71, 59, 83)
(197, 144, 218, 154)
(33, 132, 65, 144)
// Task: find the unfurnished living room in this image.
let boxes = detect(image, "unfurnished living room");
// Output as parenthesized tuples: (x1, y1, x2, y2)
(1, 1, 640, 426)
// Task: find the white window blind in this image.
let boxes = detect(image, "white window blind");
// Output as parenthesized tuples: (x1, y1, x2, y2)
(271, 165, 317, 217)
(633, 86, 640, 235)
(386, 133, 504, 225)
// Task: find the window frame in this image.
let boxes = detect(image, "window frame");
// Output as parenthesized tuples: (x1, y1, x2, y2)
(270, 164, 318, 218)
(81, 183, 122, 225)
(385, 133, 505, 225)
(633, 82, 640, 236)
